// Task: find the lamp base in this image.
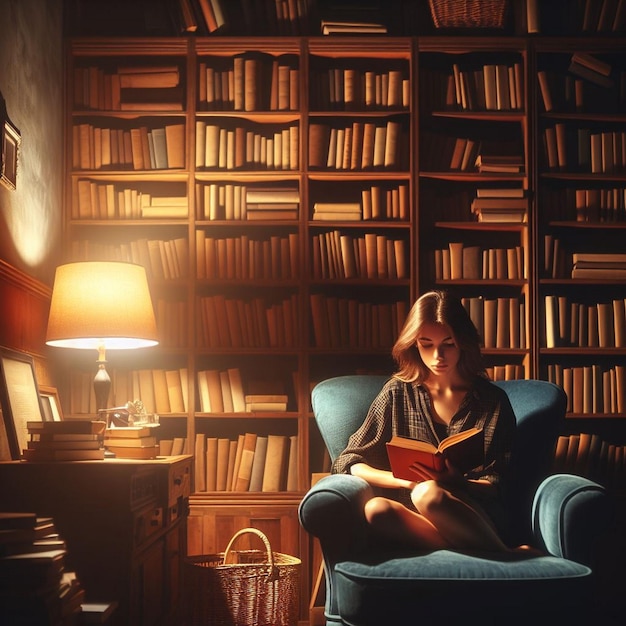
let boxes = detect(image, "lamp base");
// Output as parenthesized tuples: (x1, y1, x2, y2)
(94, 360, 111, 415)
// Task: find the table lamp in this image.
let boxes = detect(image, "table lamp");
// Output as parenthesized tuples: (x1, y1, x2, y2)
(46, 261, 159, 414)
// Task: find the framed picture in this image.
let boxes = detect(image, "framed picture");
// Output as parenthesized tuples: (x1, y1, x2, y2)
(1, 118, 20, 191)
(0, 347, 45, 459)
(39, 385, 64, 422)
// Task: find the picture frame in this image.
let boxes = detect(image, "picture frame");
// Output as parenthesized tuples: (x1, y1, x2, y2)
(0, 347, 45, 459)
(39, 385, 64, 422)
(1, 118, 20, 191)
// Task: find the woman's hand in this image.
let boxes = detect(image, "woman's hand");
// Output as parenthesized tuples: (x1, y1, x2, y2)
(408, 458, 466, 489)
(351, 462, 417, 490)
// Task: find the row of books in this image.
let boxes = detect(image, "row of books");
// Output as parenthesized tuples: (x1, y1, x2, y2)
(312, 184, 409, 222)
(537, 68, 626, 114)
(72, 237, 189, 282)
(197, 295, 299, 349)
(73, 64, 183, 112)
(195, 122, 299, 171)
(196, 367, 289, 413)
(0, 513, 86, 623)
(195, 182, 300, 221)
(547, 364, 626, 416)
(177, 0, 226, 34)
(309, 294, 407, 350)
(74, 179, 189, 220)
(69, 368, 189, 416)
(448, 138, 497, 173)
(543, 125, 626, 173)
(158, 437, 188, 456)
(73, 122, 185, 171)
(576, 187, 626, 222)
(194, 432, 298, 493)
(184, 0, 315, 36)
(447, 61, 524, 112)
(544, 295, 626, 348)
(311, 230, 407, 281)
(435, 244, 525, 281)
(423, 137, 524, 175)
(553, 432, 625, 491)
(154, 298, 188, 349)
(486, 364, 526, 381)
(571, 252, 626, 279)
(194, 181, 409, 222)
(544, 236, 626, 280)
(461, 297, 528, 350)
(196, 231, 299, 281)
(308, 120, 407, 171)
(309, 67, 409, 111)
(360, 183, 409, 221)
(579, 0, 626, 32)
(197, 55, 299, 112)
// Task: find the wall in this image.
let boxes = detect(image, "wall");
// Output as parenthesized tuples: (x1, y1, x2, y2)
(0, 0, 63, 379)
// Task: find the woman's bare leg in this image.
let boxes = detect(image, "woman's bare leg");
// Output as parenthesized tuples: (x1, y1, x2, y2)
(364, 496, 450, 550)
(411, 481, 509, 552)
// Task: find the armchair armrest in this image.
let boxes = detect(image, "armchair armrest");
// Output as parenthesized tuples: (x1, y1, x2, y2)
(299, 473, 373, 554)
(298, 474, 374, 626)
(532, 473, 611, 566)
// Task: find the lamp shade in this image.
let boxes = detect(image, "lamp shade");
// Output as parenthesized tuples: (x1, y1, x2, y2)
(46, 261, 159, 350)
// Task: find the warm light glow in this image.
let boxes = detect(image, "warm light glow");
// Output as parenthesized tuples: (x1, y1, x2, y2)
(46, 261, 159, 350)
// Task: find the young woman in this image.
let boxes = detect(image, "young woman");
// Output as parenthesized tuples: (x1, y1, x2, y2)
(332, 290, 527, 553)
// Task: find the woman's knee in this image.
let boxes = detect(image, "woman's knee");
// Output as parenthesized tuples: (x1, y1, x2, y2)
(364, 497, 399, 525)
(411, 480, 448, 514)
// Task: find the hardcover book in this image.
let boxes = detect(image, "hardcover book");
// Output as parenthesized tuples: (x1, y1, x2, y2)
(386, 427, 484, 478)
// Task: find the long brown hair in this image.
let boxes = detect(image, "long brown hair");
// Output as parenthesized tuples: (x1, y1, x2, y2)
(392, 290, 486, 383)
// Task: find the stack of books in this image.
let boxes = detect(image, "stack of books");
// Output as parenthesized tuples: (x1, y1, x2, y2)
(104, 426, 159, 459)
(471, 187, 528, 223)
(244, 394, 288, 412)
(312, 202, 362, 221)
(568, 52, 614, 88)
(23, 420, 105, 462)
(571, 252, 626, 278)
(474, 154, 524, 173)
(320, 4, 387, 35)
(0, 513, 84, 624)
(245, 186, 299, 221)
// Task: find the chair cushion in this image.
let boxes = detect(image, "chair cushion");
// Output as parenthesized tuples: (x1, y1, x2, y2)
(335, 551, 592, 625)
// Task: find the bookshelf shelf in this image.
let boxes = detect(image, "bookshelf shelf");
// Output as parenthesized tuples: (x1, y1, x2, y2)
(420, 172, 527, 182)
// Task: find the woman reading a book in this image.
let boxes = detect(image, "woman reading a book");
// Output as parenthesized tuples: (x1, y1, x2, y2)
(333, 290, 528, 554)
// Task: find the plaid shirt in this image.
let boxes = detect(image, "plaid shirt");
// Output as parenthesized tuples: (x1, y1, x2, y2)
(332, 376, 516, 491)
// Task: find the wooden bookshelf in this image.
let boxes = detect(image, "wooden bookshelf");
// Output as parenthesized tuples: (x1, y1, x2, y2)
(535, 38, 626, 426)
(61, 16, 626, 618)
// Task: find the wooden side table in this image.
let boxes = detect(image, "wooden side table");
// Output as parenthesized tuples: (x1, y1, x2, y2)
(0, 455, 191, 626)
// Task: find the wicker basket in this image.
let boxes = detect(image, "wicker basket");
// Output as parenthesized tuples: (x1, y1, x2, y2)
(429, 0, 508, 29)
(184, 528, 300, 626)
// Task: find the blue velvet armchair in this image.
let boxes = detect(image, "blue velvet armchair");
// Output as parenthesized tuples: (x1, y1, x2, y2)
(299, 376, 611, 626)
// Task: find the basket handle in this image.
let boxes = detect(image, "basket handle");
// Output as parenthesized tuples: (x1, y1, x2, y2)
(222, 527, 278, 580)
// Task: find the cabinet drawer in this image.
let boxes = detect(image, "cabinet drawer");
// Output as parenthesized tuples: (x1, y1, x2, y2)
(166, 458, 192, 506)
(134, 504, 164, 547)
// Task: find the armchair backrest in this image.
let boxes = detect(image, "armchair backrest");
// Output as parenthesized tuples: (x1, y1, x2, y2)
(311, 375, 566, 544)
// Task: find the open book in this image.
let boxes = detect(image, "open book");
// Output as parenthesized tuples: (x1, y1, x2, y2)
(386, 427, 484, 479)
